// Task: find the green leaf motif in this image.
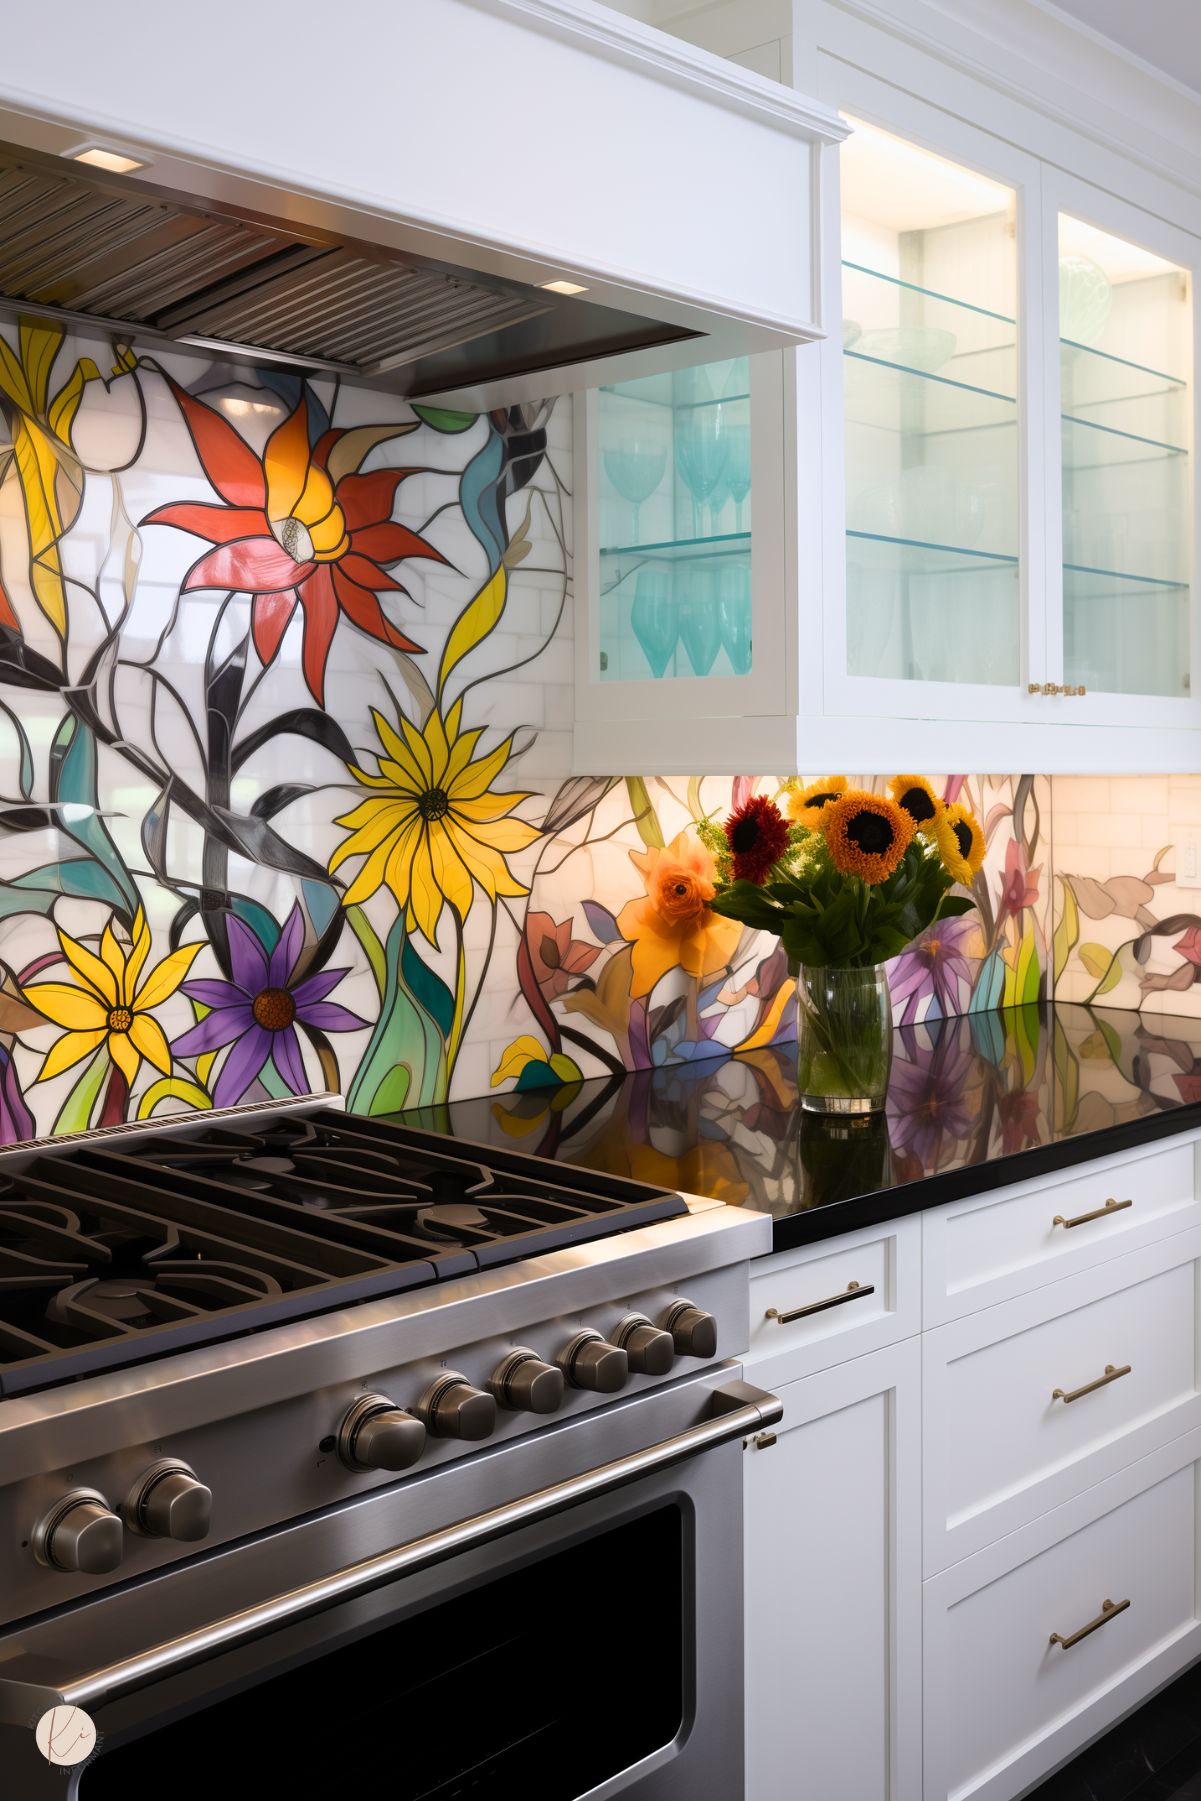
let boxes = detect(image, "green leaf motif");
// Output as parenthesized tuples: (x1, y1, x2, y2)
(55, 1045, 109, 1134)
(346, 917, 448, 1115)
(411, 404, 478, 434)
(626, 777, 664, 851)
(49, 714, 139, 917)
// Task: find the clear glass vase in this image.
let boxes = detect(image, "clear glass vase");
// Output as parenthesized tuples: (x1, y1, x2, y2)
(791, 961, 894, 1114)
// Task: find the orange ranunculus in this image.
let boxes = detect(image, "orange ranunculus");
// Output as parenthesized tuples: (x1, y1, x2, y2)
(617, 831, 742, 999)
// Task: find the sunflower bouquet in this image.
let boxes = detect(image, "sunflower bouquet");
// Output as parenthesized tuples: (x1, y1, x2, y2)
(697, 776, 985, 1113)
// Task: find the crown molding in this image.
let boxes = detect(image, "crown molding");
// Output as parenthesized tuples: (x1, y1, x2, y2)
(474, 0, 849, 139)
(824, 0, 1201, 203)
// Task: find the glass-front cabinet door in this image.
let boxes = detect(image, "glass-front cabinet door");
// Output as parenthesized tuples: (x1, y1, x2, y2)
(1044, 172, 1198, 722)
(839, 117, 1022, 693)
(573, 351, 789, 771)
(822, 92, 1048, 729)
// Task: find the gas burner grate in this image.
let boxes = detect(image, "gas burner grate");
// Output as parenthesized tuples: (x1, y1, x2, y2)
(0, 1108, 686, 1394)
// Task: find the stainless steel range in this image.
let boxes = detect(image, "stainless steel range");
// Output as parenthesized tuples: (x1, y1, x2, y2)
(0, 1096, 776, 1799)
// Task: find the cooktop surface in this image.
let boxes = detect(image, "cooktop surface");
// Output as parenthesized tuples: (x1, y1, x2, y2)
(0, 1106, 685, 1396)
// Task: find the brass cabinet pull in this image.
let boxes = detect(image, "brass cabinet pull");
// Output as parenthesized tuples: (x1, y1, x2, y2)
(765, 1281, 875, 1326)
(1052, 1362, 1131, 1405)
(1049, 1596, 1130, 1650)
(1052, 1197, 1132, 1230)
(1027, 683, 1086, 696)
(745, 1430, 778, 1451)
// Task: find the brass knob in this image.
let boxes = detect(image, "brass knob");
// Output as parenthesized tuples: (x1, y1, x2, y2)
(35, 1489, 123, 1575)
(1028, 681, 1064, 695)
(614, 1314, 675, 1376)
(127, 1460, 213, 1541)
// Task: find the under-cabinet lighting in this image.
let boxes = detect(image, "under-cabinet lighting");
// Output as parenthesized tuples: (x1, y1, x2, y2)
(540, 279, 588, 295)
(841, 116, 1011, 232)
(69, 145, 146, 174)
(1060, 213, 1182, 284)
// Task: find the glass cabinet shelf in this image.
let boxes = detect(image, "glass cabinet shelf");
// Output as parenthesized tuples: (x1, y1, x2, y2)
(600, 531, 751, 568)
(597, 356, 753, 683)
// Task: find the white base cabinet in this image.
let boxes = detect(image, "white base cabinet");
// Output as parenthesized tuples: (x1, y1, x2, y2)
(743, 1129, 1201, 1801)
(924, 1430, 1201, 1801)
(744, 1338, 923, 1801)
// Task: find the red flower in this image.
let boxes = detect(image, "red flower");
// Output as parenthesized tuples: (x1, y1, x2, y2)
(527, 911, 601, 1000)
(143, 381, 445, 704)
(1176, 926, 1201, 967)
(724, 795, 789, 884)
(997, 838, 1041, 921)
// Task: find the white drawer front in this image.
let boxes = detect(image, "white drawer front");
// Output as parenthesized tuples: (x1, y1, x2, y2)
(748, 1215, 920, 1384)
(924, 1139, 1199, 1325)
(924, 1438, 1201, 1801)
(924, 1229, 1201, 1571)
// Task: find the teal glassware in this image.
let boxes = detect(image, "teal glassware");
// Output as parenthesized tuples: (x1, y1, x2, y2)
(724, 420, 751, 532)
(678, 563, 722, 676)
(630, 567, 678, 678)
(602, 433, 667, 544)
(676, 403, 729, 538)
(717, 557, 752, 674)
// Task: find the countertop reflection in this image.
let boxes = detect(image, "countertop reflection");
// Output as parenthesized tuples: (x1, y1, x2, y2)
(411, 1003, 1201, 1249)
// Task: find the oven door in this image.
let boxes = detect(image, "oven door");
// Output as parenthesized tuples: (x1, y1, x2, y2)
(0, 1371, 778, 1801)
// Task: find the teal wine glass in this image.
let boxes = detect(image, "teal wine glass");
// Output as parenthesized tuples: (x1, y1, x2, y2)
(603, 431, 667, 544)
(630, 567, 678, 679)
(723, 420, 751, 532)
(717, 557, 753, 674)
(678, 563, 722, 676)
(676, 405, 729, 540)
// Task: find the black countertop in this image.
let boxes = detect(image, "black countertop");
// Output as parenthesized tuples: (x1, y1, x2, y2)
(404, 1002, 1201, 1252)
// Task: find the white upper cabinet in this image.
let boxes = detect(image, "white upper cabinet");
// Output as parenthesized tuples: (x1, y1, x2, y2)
(573, 1, 1201, 773)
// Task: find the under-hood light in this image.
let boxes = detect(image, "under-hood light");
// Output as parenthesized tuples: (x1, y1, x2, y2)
(69, 145, 146, 174)
(540, 279, 588, 295)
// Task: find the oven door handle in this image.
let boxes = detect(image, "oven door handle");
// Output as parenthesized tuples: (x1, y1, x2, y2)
(0, 1378, 780, 1724)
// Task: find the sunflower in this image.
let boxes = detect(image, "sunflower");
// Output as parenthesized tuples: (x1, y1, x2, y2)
(23, 908, 201, 1086)
(822, 789, 914, 884)
(888, 774, 940, 834)
(935, 802, 986, 885)
(329, 700, 541, 946)
(786, 776, 847, 832)
(724, 795, 790, 884)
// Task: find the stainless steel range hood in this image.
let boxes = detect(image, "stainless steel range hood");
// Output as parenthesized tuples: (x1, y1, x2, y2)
(0, 0, 847, 408)
(0, 141, 696, 400)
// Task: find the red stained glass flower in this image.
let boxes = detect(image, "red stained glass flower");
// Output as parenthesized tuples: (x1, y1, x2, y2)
(143, 381, 445, 704)
(724, 795, 789, 885)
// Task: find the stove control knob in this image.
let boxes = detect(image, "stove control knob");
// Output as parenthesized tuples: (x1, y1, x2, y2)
(489, 1349, 565, 1415)
(418, 1374, 497, 1441)
(127, 1460, 213, 1541)
(662, 1301, 718, 1361)
(614, 1314, 675, 1376)
(35, 1490, 123, 1576)
(559, 1330, 629, 1394)
(337, 1394, 427, 1472)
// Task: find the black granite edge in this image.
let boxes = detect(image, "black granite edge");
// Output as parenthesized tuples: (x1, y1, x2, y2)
(769, 1098, 1201, 1254)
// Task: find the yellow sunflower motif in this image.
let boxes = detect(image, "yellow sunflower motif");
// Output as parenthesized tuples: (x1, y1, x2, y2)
(329, 700, 541, 945)
(935, 802, 986, 885)
(888, 774, 941, 834)
(822, 789, 914, 885)
(23, 908, 201, 1086)
(786, 775, 847, 832)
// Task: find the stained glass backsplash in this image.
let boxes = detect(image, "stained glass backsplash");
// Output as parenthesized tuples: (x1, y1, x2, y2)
(0, 314, 1190, 1146)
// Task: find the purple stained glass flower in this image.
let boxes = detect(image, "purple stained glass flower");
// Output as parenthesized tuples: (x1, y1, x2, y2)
(0, 1044, 34, 1145)
(888, 914, 979, 1026)
(172, 903, 367, 1108)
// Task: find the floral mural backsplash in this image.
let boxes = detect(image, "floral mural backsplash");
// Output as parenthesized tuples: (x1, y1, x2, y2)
(0, 313, 1187, 1148)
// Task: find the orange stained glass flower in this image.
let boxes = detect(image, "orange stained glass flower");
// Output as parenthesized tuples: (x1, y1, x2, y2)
(143, 383, 445, 705)
(616, 830, 742, 999)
